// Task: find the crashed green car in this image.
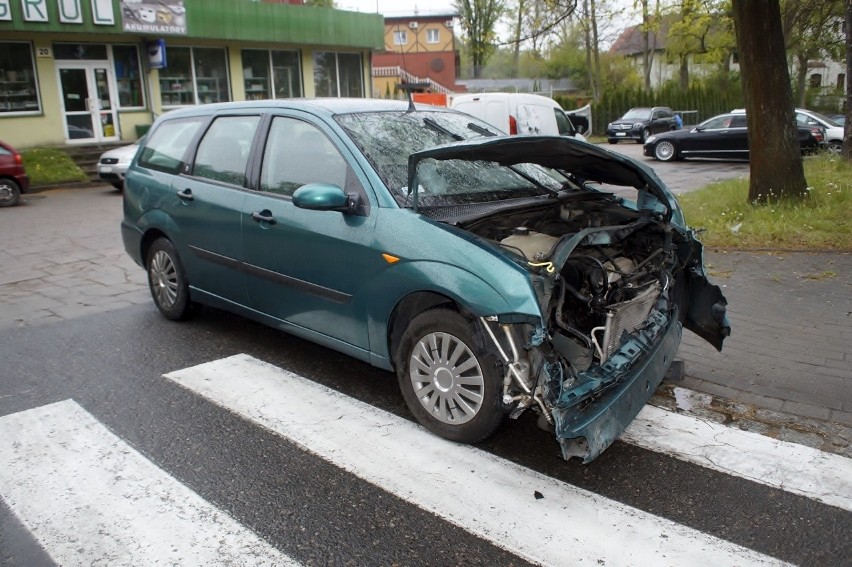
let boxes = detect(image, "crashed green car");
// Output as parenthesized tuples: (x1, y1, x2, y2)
(122, 99, 729, 462)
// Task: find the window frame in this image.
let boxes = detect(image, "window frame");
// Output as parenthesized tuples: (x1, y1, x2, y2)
(0, 41, 42, 117)
(111, 44, 146, 111)
(241, 48, 303, 100)
(393, 31, 408, 45)
(426, 29, 440, 44)
(313, 51, 364, 98)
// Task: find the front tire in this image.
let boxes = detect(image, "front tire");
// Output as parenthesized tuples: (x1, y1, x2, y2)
(654, 140, 677, 161)
(146, 238, 192, 320)
(0, 178, 21, 207)
(395, 309, 507, 444)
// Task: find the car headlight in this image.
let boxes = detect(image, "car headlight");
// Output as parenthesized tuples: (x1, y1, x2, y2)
(607, 123, 613, 129)
(645, 135, 657, 144)
(634, 122, 644, 129)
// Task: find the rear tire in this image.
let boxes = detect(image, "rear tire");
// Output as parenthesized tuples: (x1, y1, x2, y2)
(395, 309, 507, 444)
(146, 238, 193, 320)
(0, 178, 21, 207)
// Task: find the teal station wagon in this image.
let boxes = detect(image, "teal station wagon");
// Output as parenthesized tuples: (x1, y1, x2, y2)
(122, 99, 729, 462)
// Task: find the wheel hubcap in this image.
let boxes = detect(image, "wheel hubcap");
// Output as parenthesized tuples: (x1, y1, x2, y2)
(409, 331, 484, 425)
(656, 141, 674, 160)
(150, 250, 178, 309)
(0, 185, 12, 202)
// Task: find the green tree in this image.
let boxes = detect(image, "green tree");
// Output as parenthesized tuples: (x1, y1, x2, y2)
(664, 0, 735, 89)
(732, 0, 807, 202)
(455, 0, 506, 78)
(780, 0, 844, 106)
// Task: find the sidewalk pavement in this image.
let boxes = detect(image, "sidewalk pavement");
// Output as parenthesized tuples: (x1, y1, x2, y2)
(1, 187, 850, 449)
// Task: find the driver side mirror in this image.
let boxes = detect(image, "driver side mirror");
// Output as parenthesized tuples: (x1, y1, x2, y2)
(293, 183, 360, 215)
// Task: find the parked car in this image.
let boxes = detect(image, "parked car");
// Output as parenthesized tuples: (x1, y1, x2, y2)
(0, 140, 30, 207)
(606, 106, 677, 144)
(794, 108, 844, 153)
(122, 99, 729, 463)
(450, 93, 586, 140)
(98, 140, 142, 189)
(643, 111, 826, 161)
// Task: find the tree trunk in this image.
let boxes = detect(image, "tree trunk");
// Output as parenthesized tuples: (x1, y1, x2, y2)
(795, 51, 809, 107)
(679, 55, 689, 90)
(591, 0, 601, 100)
(512, 0, 524, 78)
(642, 0, 652, 89)
(583, 0, 598, 100)
(843, 0, 852, 159)
(731, 0, 807, 202)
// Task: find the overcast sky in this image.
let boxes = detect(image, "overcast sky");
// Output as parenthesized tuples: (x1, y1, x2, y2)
(335, 1, 458, 17)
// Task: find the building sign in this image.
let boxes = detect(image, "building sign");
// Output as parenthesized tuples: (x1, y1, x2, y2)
(0, 0, 114, 25)
(121, 0, 186, 35)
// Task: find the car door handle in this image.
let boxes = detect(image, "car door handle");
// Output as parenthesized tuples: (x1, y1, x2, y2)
(177, 188, 194, 201)
(252, 211, 277, 224)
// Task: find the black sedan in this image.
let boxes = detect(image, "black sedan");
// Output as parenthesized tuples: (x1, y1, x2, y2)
(643, 112, 826, 161)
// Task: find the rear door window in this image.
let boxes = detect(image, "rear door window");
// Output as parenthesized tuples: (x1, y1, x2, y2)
(192, 115, 260, 186)
(138, 117, 206, 174)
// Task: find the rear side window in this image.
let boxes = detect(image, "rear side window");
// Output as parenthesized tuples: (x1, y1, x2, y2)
(193, 116, 260, 186)
(138, 117, 205, 174)
(731, 115, 747, 128)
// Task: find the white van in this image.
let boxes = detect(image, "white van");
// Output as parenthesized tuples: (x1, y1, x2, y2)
(450, 93, 588, 141)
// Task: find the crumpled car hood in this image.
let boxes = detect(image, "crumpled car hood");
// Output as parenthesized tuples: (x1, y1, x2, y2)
(407, 135, 680, 222)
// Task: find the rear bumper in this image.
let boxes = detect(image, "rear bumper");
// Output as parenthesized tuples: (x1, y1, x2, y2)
(551, 309, 682, 463)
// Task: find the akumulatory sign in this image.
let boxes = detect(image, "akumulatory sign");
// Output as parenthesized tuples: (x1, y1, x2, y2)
(0, 0, 187, 35)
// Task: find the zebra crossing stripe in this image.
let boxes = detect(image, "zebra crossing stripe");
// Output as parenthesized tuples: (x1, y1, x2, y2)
(0, 399, 300, 567)
(622, 405, 852, 513)
(165, 354, 791, 567)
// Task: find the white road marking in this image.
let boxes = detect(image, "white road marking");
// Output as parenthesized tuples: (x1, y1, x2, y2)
(0, 399, 299, 567)
(166, 354, 790, 567)
(622, 404, 852, 512)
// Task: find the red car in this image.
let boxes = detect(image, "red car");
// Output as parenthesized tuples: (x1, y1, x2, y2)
(0, 140, 29, 207)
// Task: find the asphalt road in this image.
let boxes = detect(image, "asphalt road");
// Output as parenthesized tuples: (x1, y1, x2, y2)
(1, 156, 849, 566)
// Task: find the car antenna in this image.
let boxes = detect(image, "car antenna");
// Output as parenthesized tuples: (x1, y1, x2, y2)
(398, 82, 430, 113)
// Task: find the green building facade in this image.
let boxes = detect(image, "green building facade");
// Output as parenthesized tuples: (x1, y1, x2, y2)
(0, 0, 383, 147)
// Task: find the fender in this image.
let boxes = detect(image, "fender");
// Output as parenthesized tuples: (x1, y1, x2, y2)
(362, 259, 543, 365)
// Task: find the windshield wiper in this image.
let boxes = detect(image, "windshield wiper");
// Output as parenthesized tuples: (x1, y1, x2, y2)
(507, 165, 560, 198)
(423, 117, 464, 141)
(467, 122, 497, 137)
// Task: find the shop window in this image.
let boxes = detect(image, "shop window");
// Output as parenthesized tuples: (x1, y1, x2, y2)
(112, 45, 144, 108)
(0, 42, 40, 115)
(160, 46, 230, 107)
(241, 49, 302, 101)
(313, 52, 363, 98)
(427, 29, 440, 44)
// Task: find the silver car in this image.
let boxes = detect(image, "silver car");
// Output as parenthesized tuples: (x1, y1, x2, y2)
(97, 141, 141, 189)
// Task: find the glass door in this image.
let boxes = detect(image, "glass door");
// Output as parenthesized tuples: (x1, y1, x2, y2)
(57, 63, 119, 143)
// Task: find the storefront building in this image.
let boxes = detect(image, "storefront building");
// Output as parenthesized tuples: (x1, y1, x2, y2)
(0, 0, 383, 148)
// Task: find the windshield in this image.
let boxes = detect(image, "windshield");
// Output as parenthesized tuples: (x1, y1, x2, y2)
(621, 108, 651, 121)
(336, 110, 568, 207)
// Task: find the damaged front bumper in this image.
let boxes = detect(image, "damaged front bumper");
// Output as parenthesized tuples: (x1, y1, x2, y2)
(551, 307, 681, 463)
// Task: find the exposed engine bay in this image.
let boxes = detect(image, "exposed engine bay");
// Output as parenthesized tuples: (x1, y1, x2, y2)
(458, 196, 691, 456)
